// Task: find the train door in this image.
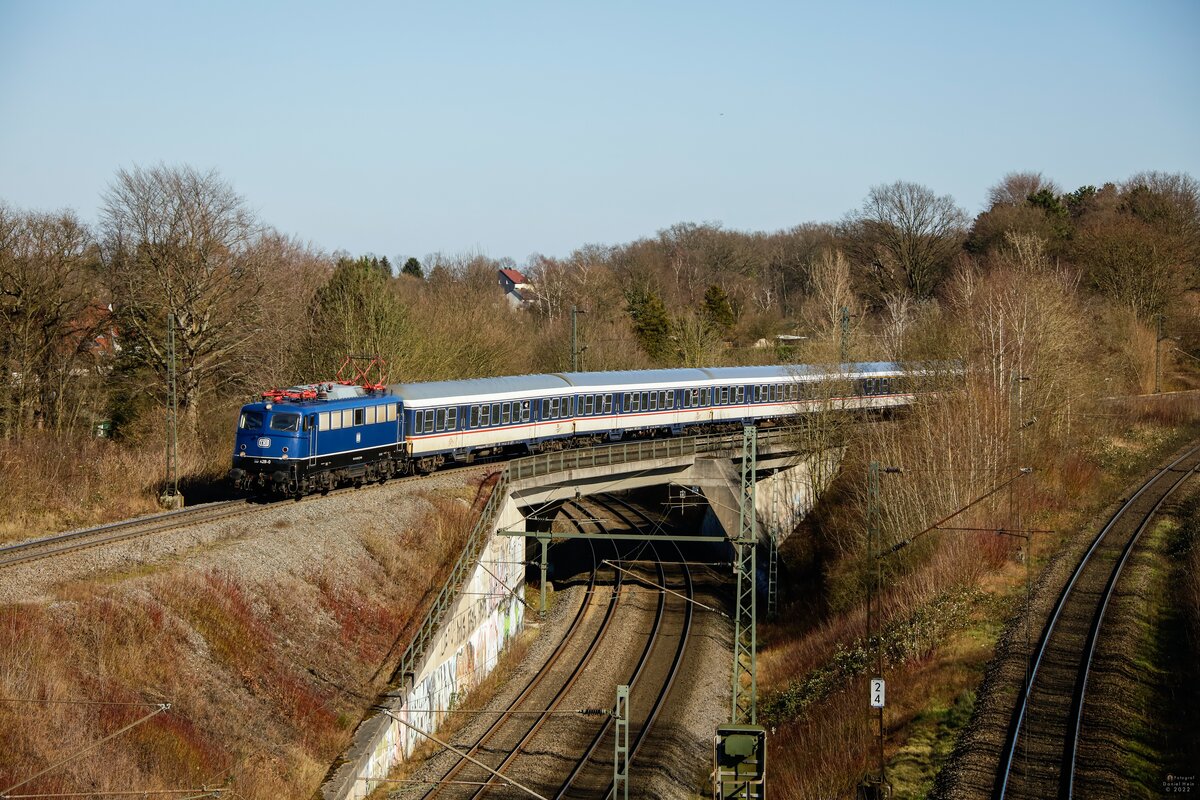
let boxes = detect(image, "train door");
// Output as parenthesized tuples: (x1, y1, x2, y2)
(306, 414, 317, 465)
(395, 402, 403, 452)
(445, 405, 463, 453)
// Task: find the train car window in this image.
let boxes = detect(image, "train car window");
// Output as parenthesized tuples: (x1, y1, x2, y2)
(480, 405, 491, 426)
(659, 391, 668, 408)
(330, 411, 343, 430)
(736, 387, 745, 404)
(470, 406, 479, 427)
(539, 399, 548, 418)
(447, 408, 458, 429)
(270, 413, 300, 432)
(338, 409, 351, 428)
(584, 395, 594, 415)
(318, 412, 330, 431)
(365, 406, 376, 425)
(434, 408, 446, 431)
(550, 398, 559, 418)
(501, 404, 511, 425)
(424, 409, 435, 431)
(521, 401, 531, 422)
(351, 408, 363, 426)
(489, 403, 499, 425)
(303, 416, 314, 431)
(388, 404, 398, 422)
(666, 392, 675, 410)
(720, 387, 729, 404)
(649, 392, 658, 411)
(621, 393, 629, 412)
(603, 394, 613, 414)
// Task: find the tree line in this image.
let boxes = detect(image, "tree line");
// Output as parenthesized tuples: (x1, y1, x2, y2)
(1, 165, 1197, 444)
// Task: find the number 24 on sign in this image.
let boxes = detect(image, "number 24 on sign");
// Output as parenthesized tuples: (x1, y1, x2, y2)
(870, 679, 885, 709)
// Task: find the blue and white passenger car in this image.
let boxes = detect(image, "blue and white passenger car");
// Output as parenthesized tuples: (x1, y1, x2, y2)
(230, 362, 928, 495)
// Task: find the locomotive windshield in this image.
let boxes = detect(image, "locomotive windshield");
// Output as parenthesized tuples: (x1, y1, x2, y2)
(239, 410, 264, 430)
(269, 413, 301, 432)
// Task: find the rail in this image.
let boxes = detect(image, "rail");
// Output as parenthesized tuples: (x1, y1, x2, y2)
(394, 428, 785, 716)
(995, 442, 1200, 798)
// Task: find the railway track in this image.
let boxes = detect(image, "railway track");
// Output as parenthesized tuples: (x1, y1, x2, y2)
(995, 443, 1200, 799)
(412, 493, 697, 799)
(0, 500, 257, 570)
(554, 495, 694, 800)
(415, 499, 626, 799)
(0, 468, 491, 572)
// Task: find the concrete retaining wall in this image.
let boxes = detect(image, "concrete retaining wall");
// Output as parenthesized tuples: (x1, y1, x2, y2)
(754, 448, 842, 544)
(321, 495, 525, 799)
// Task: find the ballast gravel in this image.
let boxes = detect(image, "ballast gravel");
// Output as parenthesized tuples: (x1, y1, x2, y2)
(0, 469, 490, 606)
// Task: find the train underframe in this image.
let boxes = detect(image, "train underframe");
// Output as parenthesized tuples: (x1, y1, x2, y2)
(230, 412, 859, 498)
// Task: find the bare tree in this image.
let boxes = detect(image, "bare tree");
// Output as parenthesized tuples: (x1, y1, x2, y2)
(0, 205, 101, 437)
(987, 171, 1060, 208)
(99, 164, 263, 434)
(671, 310, 723, 367)
(844, 181, 968, 300)
(809, 248, 858, 334)
(879, 292, 913, 361)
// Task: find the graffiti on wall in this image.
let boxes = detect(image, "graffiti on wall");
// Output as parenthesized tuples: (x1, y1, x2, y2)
(370, 527, 526, 769)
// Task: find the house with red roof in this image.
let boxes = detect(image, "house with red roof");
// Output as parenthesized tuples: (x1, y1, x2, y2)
(498, 268, 533, 308)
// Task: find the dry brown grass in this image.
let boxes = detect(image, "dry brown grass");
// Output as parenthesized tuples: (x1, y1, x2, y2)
(0, 412, 234, 544)
(759, 377, 1200, 796)
(0, 479, 483, 798)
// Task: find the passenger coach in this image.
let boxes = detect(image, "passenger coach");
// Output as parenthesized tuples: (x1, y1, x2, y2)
(230, 362, 927, 495)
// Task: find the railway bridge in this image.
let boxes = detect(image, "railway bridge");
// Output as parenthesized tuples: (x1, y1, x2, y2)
(322, 427, 840, 800)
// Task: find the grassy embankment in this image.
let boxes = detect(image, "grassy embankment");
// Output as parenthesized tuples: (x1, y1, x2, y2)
(1085, 489, 1200, 796)
(757, 394, 1200, 799)
(0, 410, 237, 544)
(0, 478, 486, 799)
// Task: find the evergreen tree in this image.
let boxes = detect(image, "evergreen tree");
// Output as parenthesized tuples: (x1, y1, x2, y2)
(702, 284, 735, 333)
(402, 257, 424, 278)
(625, 286, 672, 363)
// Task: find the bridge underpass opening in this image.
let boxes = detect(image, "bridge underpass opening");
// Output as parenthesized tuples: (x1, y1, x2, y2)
(517, 487, 736, 616)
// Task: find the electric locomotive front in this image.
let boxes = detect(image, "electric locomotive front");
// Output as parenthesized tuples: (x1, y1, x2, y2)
(229, 382, 406, 496)
(228, 398, 315, 493)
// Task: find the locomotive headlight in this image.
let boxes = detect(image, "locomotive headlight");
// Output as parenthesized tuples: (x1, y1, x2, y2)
(282, 446, 288, 454)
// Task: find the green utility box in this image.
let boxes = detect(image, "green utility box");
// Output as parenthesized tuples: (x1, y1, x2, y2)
(714, 724, 767, 799)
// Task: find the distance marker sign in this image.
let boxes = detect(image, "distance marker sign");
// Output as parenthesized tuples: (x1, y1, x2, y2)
(870, 679, 885, 708)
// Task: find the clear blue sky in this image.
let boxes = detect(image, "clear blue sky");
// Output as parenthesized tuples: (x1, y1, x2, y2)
(1, 0, 1197, 264)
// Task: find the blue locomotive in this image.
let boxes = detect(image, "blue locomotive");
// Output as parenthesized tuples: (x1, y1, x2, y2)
(229, 362, 925, 496)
